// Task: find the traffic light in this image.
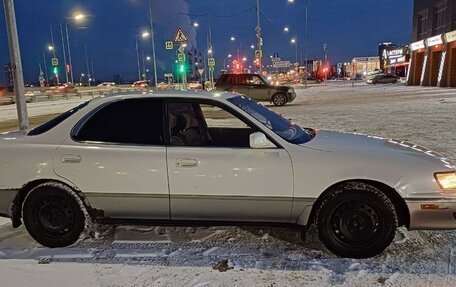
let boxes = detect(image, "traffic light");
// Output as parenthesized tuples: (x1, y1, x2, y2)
(53, 67, 58, 74)
(178, 63, 186, 74)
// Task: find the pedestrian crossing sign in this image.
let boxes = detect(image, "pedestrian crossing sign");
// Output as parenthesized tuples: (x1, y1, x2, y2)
(173, 28, 189, 43)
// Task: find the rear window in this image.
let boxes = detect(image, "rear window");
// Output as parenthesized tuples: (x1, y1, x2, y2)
(27, 101, 89, 136)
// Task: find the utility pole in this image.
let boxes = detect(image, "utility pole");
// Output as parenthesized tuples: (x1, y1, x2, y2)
(304, 0, 308, 87)
(59, 24, 69, 84)
(49, 24, 59, 84)
(149, 0, 158, 89)
(3, 0, 29, 130)
(84, 43, 91, 86)
(256, 0, 263, 73)
(90, 56, 95, 82)
(135, 38, 141, 81)
(65, 24, 74, 84)
(42, 52, 49, 85)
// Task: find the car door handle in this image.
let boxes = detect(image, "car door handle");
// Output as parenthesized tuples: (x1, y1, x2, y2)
(61, 154, 81, 164)
(175, 158, 199, 168)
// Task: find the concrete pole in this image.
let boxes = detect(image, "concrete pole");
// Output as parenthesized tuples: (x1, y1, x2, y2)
(3, 0, 29, 130)
(65, 24, 74, 84)
(59, 24, 69, 84)
(304, 0, 308, 87)
(149, 0, 158, 89)
(84, 43, 91, 86)
(256, 0, 262, 74)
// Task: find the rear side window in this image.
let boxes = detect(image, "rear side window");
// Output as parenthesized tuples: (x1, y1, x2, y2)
(74, 99, 163, 145)
(28, 101, 89, 136)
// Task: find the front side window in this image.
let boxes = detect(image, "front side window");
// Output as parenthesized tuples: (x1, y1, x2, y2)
(227, 96, 314, 145)
(168, 100, 254, 147)
(247, 75, 266, 85)
(74, 99, 163, 145)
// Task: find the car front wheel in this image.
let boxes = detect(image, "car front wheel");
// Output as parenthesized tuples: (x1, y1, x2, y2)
(272, 93, 287, 106)
(316, 182, 398, 258)
(22, 182, 87, 248)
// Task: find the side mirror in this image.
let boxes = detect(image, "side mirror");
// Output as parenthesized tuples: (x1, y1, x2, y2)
(249, 132, 276, 149)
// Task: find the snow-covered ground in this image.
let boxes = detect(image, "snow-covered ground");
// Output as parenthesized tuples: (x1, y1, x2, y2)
(1, 83, 456, 286)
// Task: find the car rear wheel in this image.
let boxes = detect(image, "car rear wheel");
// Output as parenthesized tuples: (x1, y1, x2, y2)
(315, 182, 397, 258)
(272, 93, 287, 106)
(23, 182, 86, 248)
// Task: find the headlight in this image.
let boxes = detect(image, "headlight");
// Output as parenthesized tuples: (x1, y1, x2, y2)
(435, 172, 456, 191)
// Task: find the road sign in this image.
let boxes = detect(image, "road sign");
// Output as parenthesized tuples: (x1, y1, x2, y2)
(178, 45, 185, 54)
(165, 41, 173, 50)
(173, 27, 189, 43)
(273, 52, 279, 58)
(51, 57, 58, 66)
(197, 68, 204, 75)
(272, 60, 291, 68)
(178, 53, 186, 62)
(208, 57, 215, 67)
(271, 57, 281, 62)
(254, 50, 263, 59)
(164, 73, 173, 78)
(209, 66, 215, 72)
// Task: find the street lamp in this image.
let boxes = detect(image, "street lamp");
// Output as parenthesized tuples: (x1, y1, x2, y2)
(142, 31, 150, 38)
(283, 26, 289, 32)
(48, 45, 54, 51)
(230, 36, 236, 41)
(193, 22, 199, 27)
(250, 45, 255, 49)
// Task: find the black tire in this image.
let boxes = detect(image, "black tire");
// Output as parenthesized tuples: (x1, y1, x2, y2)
(315, 182, 397, 258)
(272, 93, 287, 106)
(22, 182, 86, 248)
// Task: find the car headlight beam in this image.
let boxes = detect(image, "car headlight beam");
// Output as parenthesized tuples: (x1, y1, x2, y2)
(435, 172, 456, 191)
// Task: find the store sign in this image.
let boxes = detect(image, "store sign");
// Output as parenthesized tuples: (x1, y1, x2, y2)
(410, 40, 425, 51)
(426, 35, 443, 47)
(444, 30, 456, 43)
(387, 49, 404, 58)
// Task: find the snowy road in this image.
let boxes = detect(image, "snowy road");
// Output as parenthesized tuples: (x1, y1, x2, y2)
(1, 83, 456, 286)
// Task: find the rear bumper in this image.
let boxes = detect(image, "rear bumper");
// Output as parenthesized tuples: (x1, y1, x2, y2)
(406, 199, 456, 230)
(0, 189, 18, 218)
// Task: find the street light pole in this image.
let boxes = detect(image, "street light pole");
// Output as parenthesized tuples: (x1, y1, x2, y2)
(84, 43, 91, 86)
(65, 24, 74, 85)
(59, 24, 69, 84)
(3, 0, 29, 130)
(42, 52, 49, 84)
(49, 24, 59, 84)
(135, 38, 141, 81)
(149, 0, 158, 89)
(256, 0, 263, 73)
(304, 0, 308, 87)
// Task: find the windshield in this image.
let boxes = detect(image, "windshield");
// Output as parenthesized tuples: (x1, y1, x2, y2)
(227, 96, 313, 144)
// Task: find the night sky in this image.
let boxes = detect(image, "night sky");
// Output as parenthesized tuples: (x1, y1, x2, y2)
(0, 0, 413, 84)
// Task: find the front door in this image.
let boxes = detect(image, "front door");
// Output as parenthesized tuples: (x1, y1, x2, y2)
(166, 99, 294, 223)
(53, 98, 169, 219)
(246, 74, 270, 101)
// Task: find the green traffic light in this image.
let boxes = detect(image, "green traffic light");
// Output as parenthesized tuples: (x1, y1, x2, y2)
(53, 67, 58, 74)
(179, 63, 186, 74)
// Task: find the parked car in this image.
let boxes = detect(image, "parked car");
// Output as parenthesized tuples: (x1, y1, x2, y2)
(50, 84, 77, 94)
(97, 82, 116, 87)
(366, 74, 399, 84)
(188, 81, 203, 90)
(215, 73, 296, 106)
(131, 80, 150, 88)
(1, 92, 455, 258)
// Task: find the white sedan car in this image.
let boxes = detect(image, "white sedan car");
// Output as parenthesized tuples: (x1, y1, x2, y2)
(1, 91, 455, 258)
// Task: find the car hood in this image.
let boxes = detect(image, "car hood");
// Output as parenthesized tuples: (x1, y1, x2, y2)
(301, 130, 455, 169)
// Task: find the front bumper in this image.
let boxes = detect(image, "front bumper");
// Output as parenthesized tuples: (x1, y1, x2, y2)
(406, 199, 456, 230)
(0, 189, 18, 218)
(287, 91, 297, 103)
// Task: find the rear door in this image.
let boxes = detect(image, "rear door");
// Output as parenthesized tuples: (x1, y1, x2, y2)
(53, 98, 169, 220)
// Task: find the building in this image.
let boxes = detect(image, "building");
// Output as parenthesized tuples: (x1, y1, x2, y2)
(408, 0, 456, 87)
(383, 45, 410, 77)
(346, 57, 381, 77)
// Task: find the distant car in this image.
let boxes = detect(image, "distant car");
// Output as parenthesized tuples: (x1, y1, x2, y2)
(97, 82, 116, 87)
(188, 81, 203, 90)
(367, 74, 399, 84)
(51, 84, 77, 94)
(132, 80, 150, 88)
(215, 73, 296, 106)
(157, 82, 171, 90)
(1, 91, 456, 259)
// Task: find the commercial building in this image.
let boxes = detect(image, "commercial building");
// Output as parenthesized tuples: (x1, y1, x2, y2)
(408, 0, 456, 87)
(379, 43, 410, 77)
(346, 57, 380, 77)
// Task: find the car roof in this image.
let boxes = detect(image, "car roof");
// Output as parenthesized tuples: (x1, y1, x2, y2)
(88, 90, 239, 105)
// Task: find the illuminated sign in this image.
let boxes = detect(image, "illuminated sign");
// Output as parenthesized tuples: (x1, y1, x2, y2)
(426, 35, 443, 47)
(445, 30, 456, 43)
(410, 40, 425, 51)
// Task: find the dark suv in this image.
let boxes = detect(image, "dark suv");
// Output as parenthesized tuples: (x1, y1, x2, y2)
(215, 73, 296, 106)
